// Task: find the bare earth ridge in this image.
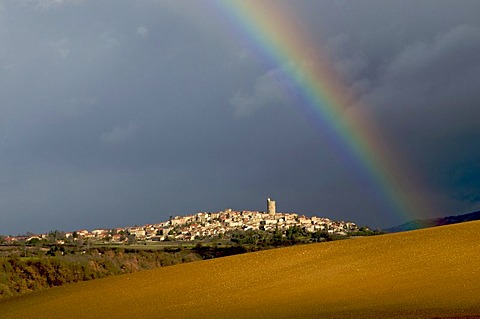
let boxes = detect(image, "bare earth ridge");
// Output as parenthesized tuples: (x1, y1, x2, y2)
(1, 221, 480, 318)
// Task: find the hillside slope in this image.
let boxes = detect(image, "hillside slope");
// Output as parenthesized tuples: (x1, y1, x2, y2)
(2, 221, 480, 318)
(386, 210, 480, 232)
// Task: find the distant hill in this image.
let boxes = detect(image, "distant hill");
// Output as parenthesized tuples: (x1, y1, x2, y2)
(2, 221, 480, 318)
(385, 210, 480, 233)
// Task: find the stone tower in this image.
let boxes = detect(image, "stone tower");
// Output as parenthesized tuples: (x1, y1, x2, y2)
(267, 197, 276, 216)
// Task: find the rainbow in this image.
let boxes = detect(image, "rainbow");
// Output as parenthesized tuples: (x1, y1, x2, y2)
(214, 0, 435, 222)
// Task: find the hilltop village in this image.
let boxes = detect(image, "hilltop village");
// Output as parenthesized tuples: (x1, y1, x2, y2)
(2, 198, 360, 244)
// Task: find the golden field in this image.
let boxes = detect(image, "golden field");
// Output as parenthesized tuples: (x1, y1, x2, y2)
(1, 221, 480, 319)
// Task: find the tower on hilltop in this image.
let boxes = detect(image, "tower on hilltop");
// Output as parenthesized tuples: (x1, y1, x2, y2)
(267, 197, 276, 216)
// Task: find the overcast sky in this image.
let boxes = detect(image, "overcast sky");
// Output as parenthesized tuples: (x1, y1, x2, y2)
(1, 0, 479, 234)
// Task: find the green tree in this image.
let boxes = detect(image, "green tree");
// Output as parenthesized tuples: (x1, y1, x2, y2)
(26, 237, 41, 246)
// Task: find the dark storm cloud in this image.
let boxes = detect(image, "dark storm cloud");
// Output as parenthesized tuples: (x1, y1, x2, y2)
(358, 24, 480, 214)
(0, 0, 479, 233)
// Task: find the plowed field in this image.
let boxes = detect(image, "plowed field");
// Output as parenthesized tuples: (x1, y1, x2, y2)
(2, 221, 480, 318)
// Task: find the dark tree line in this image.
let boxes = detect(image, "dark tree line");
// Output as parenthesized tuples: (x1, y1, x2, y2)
(229, 227, 334, 248)
(0, 248, 201, 299)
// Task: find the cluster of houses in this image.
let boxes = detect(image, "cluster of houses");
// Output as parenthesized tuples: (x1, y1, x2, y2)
(89, 209, 357, 243)
(3, 208, 359, 245)
(156, 209, 359, 241)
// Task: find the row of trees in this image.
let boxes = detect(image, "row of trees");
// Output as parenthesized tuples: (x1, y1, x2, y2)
(228, 226, 383, 248)
(229, 226, 334, 248)
(0, 248, 201, 299)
